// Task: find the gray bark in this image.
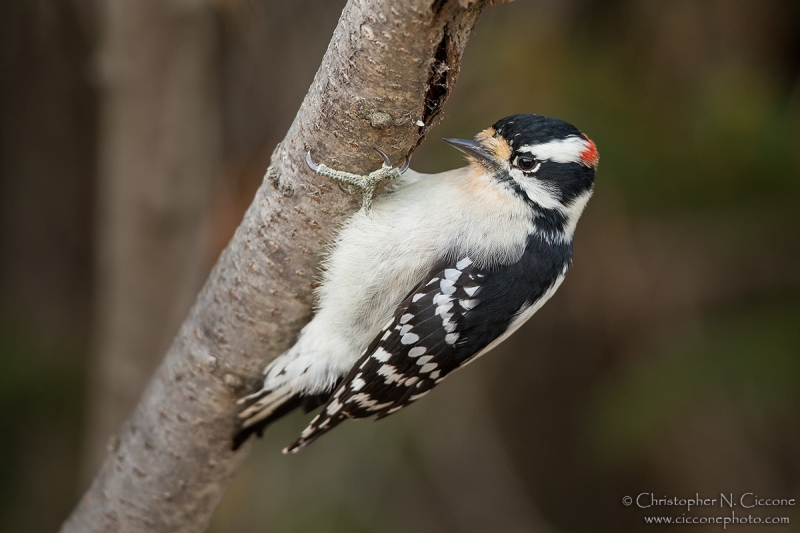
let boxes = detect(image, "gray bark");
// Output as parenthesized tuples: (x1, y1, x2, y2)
(82, 0, 219, 481)
(60, 0, 494, 531)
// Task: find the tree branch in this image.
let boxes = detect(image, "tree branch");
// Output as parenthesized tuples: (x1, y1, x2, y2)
(61, 0, 494, 531)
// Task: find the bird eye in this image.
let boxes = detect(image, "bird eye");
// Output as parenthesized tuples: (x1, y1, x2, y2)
(517, 156, 538, 171)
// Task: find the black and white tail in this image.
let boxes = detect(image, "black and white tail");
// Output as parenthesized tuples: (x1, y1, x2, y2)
(232, 386, 334, 450)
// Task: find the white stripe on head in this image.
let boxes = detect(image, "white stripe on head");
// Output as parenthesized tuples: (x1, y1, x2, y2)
(512, 177, 563, 211)
(518, 135, 591, 165)
(562, 189, 593, 237)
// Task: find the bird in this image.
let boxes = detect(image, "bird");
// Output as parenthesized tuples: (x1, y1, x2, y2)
(233, 113, 598, 453)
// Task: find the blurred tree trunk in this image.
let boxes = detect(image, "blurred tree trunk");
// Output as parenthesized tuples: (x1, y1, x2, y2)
(60, 0, 495, 531)
(82, 0, 219, 479)
(0, 1, 97, 531)
(0, 0, 96, 343)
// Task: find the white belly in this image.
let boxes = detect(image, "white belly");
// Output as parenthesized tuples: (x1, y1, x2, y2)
(263, 167, 534, 394)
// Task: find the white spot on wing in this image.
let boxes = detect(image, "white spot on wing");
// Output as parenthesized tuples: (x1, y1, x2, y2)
(378, 364, 403, 384)
(400, 313, 414, 324)
(326, 399, 342, 415)
(401, 333, 419, 344)
(372, 347, 392, 362)
(435, 302, 454, 316)
(412, 293, 425, 303)
(417, 355, 433, 365)
(420, 363, 437, 373)
(439, 279, 456, 295)
(463, 285, 479, 297)
(433, 293, 451, 306)
(445, 333, 459, 344)
(408, 346, 426, 357)
(459, 298, 479, 310)
(351, 377, 365, 391)
(349, 393, 376, 407)
(444, 269, 461, 281)
(456, 257, 472, 269)
(400, 324, 413, 335)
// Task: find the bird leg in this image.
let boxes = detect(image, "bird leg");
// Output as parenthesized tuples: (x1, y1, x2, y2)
(305, 148, 410, 211)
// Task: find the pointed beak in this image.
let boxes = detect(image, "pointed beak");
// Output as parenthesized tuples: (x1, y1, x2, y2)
(442, 138, 493, 164)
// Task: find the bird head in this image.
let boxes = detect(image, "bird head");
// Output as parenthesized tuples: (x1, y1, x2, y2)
(444, 114, 598, 238)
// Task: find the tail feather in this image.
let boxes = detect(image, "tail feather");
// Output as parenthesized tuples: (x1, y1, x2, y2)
(232, 387, 336, 451)
(239, 387, 294, 426)
(283, 412, 348, 454)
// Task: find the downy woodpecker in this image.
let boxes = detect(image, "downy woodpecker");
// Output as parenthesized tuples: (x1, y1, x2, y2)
(234, 114, 599, 452)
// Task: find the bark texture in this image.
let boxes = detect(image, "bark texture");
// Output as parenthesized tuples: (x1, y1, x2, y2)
(82, 0, 219, 480)
(61, 0, 493, 531)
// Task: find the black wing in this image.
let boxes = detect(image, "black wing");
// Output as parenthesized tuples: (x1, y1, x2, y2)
(285, 238, 571, 453)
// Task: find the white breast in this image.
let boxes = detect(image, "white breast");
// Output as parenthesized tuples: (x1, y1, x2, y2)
(302, 166, 534, 375)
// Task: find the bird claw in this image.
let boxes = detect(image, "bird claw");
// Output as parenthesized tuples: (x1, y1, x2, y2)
(372, 147, 410, 174)
(305, 151, 320, 172)
(304, 148, 411, 211)
(399, 155, 410, 174)
(336, 182, 352, 195)
(373, 147, 392, 168)
(306, 148, 409, 175)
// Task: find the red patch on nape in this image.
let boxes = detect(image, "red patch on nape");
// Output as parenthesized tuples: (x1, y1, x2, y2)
(580, 134, 599, 167)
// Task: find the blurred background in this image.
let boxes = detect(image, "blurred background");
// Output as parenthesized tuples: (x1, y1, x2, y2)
(1, 0, 799, 531)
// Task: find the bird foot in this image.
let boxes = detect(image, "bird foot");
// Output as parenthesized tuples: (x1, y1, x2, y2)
(305, 148, 410, 211)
